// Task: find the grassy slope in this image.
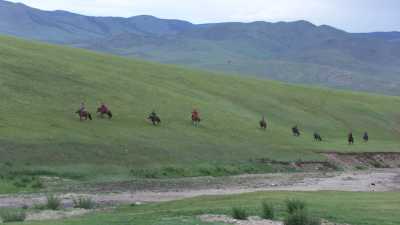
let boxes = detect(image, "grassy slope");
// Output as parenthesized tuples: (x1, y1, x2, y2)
(21, 191, 400, 225)
(1, 35, 400, 175)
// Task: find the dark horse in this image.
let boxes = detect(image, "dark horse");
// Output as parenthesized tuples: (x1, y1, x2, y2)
(259, 119, 267, 130)
(292, 126, 300, 136)
(76, 110, 92, 121)
(363, 132, 369, 142)
(192, 115, 201, 127)
(314, 132, 322, 142)
(348, 132, 354, 145)
(97, 107, 113, 119)
(148, 115, 161, 126)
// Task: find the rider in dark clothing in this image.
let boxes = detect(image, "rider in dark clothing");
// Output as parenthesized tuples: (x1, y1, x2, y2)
(348, 132, 354, 144)
(149, 111, 157, 120)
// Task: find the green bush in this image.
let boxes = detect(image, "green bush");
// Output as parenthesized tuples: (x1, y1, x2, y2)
(46, 195, 62, 210)
(261, 201, 275, 219)
(0, 210, 26, 223)
(231, 207, 248, 220)
(286, 199, 306, 214)
(12, 180, 27, 188)
(33, 204, 47, 210)
(31, 179, 44, 189)
(73, 197, 96, 209)
(284, 210, 321, 225)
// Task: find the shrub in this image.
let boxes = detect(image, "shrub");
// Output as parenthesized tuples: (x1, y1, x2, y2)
(73, 197, 96, 209)
(0, 210, 26, 223)
(286, 199, 306, 214)
(284, 209, 321, 225)
(231, 207, 248, 220)
(13, 180, 27, 188)
(33, 204, 47, 210)
(31, 179, 44, 189)
(46, 195, 62, 210)
(261, 201, 275, 220)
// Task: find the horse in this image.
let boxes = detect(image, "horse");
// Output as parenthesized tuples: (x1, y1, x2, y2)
(348, 133, 354, 145)
(363, 132, 369, 142)
(76, 110, 92, 121)
(148, 115, 161, 126)
(314, 132, 322, 142)
(192, 115, 201, 127)
(259, 120, 267, 130)
(292, 126, 300, 136)
(97, 107, 112, 119)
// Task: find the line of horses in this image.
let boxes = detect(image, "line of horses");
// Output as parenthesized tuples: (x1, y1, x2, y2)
(75, 107, 112, 121)
(75, 108, 368, 144)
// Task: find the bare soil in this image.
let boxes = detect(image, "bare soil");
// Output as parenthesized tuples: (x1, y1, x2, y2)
(198, 214, 350, 225)
(1, 168, 399, 209)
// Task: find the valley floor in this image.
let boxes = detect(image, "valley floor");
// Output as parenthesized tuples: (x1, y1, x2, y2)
(1, 168, 399, 210)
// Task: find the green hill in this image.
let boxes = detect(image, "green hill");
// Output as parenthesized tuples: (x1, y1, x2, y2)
(1, 0, 400, 95)
(1, 35, 400, 178)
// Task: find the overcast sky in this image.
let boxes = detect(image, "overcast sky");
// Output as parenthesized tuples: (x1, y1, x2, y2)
(7, 0, 400, 32)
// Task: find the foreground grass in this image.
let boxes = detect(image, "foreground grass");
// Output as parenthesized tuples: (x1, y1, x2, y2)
(1, 35, 400, 180)
(17, 191, 400, 225)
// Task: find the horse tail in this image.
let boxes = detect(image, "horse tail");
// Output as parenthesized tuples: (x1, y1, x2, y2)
(108, 111, 113, 119)
(88, 113, 93, 120)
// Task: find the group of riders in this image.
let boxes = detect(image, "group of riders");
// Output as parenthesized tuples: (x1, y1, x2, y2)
(289, 124, 369, 144)
(76, 102, 201, 126)
(77, 103, 368, 144)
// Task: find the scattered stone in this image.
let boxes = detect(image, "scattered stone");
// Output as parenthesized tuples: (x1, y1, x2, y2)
(26, 209, 91, 221)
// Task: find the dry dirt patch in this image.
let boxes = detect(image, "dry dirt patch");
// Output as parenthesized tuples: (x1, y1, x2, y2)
(26, 209, 92, 221)
(198, 215, 350, 225)
(324, 152, 400, 169)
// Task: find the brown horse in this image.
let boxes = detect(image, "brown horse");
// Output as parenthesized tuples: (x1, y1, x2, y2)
(192, 115, 201, 127)
(97, 107, 112, 119)
(76, 110, 92, 121)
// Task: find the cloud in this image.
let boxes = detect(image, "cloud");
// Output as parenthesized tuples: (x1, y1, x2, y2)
(6, 0, 400, 32)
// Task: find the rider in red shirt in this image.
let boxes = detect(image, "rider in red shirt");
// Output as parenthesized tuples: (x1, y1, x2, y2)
(100, 103, 109, 113)
(192, 109, 199, 119)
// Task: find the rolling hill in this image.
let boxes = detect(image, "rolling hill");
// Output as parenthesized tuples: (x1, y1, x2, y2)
(1, 35, 400, 177)
(1, 0, 400, 95)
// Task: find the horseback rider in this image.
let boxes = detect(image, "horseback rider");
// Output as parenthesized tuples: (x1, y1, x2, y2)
(79, 102, 86, 114)
(149, 110, 157, 120)
(192, 109, 200, 120)
(348, 132, 354, 144)
(260, 116, 267, 129)
(99, 102, 109, 113)
(292, 125, 300, 136)
(363, 132, 369, 142)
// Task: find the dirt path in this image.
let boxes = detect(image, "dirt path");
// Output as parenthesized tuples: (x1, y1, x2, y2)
(1, 169, 399, 208)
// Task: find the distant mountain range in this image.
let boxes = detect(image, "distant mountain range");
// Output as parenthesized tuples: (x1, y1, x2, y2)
(1, 0, 400, 95)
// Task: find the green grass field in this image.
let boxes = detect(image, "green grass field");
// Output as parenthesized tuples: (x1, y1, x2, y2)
(1, 35, 400, 179)
(15, 191, 400, 225)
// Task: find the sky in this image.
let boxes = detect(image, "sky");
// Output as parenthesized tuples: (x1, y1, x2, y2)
(7, 0, 400, 32)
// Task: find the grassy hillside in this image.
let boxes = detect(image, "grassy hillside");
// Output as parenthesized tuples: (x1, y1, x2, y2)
(1, 35, 400, 177)
(2, 0, 400, 95)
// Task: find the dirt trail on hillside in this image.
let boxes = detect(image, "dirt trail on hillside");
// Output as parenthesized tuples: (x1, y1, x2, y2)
(0, 169, 399, 208)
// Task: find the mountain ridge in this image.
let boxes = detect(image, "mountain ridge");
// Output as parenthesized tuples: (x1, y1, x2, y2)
(1, 0, 400, 95)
